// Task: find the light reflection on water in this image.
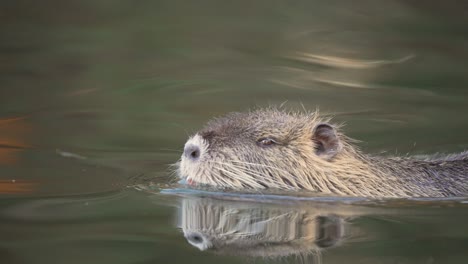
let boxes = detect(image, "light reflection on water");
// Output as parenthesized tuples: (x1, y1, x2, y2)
(1, 0, 468, 263)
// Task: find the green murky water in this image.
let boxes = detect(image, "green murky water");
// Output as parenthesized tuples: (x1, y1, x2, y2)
(1, 1, 467, 263)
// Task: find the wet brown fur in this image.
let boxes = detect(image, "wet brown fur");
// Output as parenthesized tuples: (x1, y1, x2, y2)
(178, 108, 468, 198)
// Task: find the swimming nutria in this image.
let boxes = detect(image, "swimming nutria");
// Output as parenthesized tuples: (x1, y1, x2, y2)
(177, 108, 468, 198)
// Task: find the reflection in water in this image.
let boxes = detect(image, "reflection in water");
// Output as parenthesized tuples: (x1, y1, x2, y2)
(288, 53, 414, 69)
(165, 189, 468, 264)
(0, 116, 37, 194)
(0, 116, 31, 165)
(0, 180, 37, 194)
(178, 196, 352, 263)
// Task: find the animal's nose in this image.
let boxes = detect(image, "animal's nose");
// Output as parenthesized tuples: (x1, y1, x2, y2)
(185, 232, 205, 244)
(184, 144, 201, 161)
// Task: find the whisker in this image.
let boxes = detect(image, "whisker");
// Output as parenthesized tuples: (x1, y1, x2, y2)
(210, 161, 265, 189)
(224, 160, 299, 189)
(209, 160, 295, 191)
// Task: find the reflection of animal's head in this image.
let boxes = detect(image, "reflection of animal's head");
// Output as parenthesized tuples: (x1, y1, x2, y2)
(178, 197, 345, 259)
(177, 108, 390, 197)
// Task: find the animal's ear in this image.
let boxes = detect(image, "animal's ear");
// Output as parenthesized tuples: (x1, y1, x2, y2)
(312, 123, 342, 160)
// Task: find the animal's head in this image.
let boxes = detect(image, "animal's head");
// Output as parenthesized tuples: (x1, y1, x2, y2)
(177, 108, 355, 192)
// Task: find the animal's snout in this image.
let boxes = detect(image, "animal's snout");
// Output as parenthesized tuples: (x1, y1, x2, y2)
(184, 144, 201, 161)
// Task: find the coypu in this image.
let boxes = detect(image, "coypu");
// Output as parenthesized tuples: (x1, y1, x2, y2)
(177, 108, 468, 198)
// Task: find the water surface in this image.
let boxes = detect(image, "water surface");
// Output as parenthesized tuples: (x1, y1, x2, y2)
(1, 1, 468, 263)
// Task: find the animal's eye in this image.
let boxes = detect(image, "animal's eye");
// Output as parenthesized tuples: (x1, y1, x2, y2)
(257, 137, 278, 147)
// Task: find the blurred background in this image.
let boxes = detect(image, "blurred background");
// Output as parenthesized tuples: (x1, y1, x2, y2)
(0, 1, 467, 263)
